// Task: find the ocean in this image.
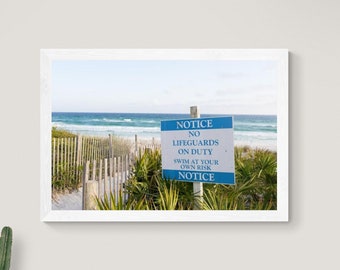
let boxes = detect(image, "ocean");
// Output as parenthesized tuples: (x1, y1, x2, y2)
(52, 112, 277, 151)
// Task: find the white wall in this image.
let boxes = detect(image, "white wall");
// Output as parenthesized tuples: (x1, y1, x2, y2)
(1, 1, 339, 269)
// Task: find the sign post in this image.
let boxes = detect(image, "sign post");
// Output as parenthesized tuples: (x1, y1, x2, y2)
(190, 106, 204, 208)
(161, 106, 235, 208)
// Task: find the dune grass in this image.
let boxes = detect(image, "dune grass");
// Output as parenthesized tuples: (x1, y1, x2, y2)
(96, 146, 277, 210)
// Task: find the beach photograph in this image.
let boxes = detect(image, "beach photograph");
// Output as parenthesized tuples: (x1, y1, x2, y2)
(46, 49, 286, 216)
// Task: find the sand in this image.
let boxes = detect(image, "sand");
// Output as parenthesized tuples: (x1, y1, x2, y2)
(52, 188, 83, 210)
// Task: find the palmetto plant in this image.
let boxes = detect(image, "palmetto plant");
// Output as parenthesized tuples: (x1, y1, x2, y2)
(96, 150, 193, 210)
(95, 147, 277, 210)
(126, 150, 194, 210)
(95, 191, 149, 210)
(157, 179, 181, 210)
(202, 179, 258, 210)
(233, 147, 277, 210)
(126, 149, 162, 208)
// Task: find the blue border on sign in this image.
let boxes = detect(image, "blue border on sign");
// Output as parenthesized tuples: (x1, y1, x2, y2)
(162, 169, 235, 185)
(161, 116, 233, 131)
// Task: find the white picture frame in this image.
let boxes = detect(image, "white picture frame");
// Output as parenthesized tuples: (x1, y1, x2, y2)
(41, 49, 288, 222)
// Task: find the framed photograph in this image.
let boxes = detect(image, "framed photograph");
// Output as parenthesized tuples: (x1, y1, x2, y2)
(41, 49, 288, 222)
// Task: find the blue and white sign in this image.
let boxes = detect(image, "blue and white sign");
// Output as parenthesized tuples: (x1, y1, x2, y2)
(161, 116, 235, 184)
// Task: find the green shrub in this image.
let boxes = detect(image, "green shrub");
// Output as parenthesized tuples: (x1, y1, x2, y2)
(125, 149, 163, 209)
(52, 163, 83, 192)
(95, 191, 150, 210)
(52, 127, 77, 138)
(96, 147, 277, 210)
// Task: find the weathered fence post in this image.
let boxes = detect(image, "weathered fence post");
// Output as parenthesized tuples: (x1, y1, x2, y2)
(84, 180, 98, 210)
(134, 134, 138, 157)
(104, 158, 108, 198)
(98, 159, 103, 199)
(82, 160, 98, 210)
(113, 157, 118, 203)
(76, 135, 83, 184)
(109, 157, 113, 200)
(109, 134, 113, 159)
(82, 160, 89, 210)
(52, 138, 56, 177)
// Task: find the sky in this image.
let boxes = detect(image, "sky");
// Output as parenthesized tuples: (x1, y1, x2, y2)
(52, 59, 279, 115)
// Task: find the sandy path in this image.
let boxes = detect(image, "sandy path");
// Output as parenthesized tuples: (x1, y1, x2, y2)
(52, 188, 83, 210)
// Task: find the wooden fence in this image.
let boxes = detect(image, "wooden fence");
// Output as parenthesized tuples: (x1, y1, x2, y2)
(51, 135, 115, 192)
(82, 155, 132, 210)
(51, 134, 160, 192)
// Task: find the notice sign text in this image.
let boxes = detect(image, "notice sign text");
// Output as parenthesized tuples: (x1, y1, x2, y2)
(161, 116, 235, 184)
